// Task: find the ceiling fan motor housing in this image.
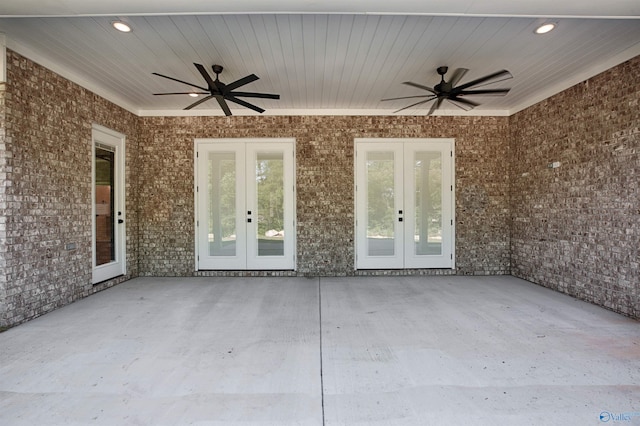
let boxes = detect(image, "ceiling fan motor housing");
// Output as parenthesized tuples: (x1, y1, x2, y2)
(212, 64, 224, 75)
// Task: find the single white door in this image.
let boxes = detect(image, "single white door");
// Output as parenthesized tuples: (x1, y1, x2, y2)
(196, 139, 296, 270)
(355, 139, 455, 269)
(92, 125, 126, 283)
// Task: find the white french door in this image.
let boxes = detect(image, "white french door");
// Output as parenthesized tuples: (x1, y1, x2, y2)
(195, 139, 295, 270)
(355, 139, 455, 269)
(92, 125, 126, 283)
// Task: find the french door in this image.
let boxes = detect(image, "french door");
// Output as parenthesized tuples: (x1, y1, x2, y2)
(355, 139, 455, 269)
(92, 125, 126, 283)
(195, 139, 295, 270)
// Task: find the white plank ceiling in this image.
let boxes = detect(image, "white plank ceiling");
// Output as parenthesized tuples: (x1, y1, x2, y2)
(0, 1, 639, 116)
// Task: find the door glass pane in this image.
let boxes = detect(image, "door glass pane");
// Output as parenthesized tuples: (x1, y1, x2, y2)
(208, 152, 236, 256)
(414, 151, 442, 255)
(366, 151, 395, 256)
(95, 147, 115, 265)
(255, 152, 285, 256)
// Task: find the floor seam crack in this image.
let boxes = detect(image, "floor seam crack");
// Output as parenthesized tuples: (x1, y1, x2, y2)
(319, 277, 325, 426)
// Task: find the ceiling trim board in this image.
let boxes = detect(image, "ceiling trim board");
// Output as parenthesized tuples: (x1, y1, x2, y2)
(137, 108, 510, 117)
(4, 13, 640, 19)
(1, 0, 640, 19)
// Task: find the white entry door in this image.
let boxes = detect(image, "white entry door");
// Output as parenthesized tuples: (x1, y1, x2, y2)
(196, 139, 296, 270)
(92, 125, 126, 283)
(355, 139, 455, 269)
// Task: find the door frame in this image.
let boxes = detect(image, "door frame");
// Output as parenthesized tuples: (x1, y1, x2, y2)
(354, 138, 455, 270)
(92, 124, 126, 284)
(194, 138, 296, 271)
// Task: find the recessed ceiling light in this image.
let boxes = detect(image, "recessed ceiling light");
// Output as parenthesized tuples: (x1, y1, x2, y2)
(535, 23, 556, 34)
(112, 21, 132, 33)
(189, 93, 199, 98)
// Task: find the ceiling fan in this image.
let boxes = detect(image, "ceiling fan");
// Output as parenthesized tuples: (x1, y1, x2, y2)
(382, 66, 512, 115)
(152, 63, 280, 116)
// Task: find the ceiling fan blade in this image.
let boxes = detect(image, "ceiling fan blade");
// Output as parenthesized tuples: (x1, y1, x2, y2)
(194, 63, 219, 91)
(152, 72, 208, 91)
(448, 68, 469, 87)
(224, 74, 260, 92)
(427, 97, 445, 116)
(153, 92, 209, 95)
(230, 91, 280, 100)
(184, 94, 214, 110)
(447, 97, 477, 111)
(393, 95, 438, 113)
(455, 70, 512, 91)
(214, 95, 233, 116)
(458, 88, 511, 96)
(448, 96, 480, 108)
(226, 96, 266, 114)
(381, 94, 434, 101)
(402, 82, 437, 94)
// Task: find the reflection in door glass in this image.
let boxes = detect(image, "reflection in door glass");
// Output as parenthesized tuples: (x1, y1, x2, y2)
(414, 151, 442, 255)
(366, 151, 395, 256)
(95, 147, 115, 266)
(208, 152, 236, 256)
(256, 152, 285, 256)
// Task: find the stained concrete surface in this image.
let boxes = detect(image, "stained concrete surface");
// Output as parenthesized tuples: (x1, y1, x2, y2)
(1, 276, 639, 425)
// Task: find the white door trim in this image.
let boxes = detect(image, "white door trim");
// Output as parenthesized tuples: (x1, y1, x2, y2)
(92, 124, 126, 283)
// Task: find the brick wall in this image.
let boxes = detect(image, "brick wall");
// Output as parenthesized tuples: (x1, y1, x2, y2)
(3, 47, 636, 327)
(510, 56, 640, 318)
(0, 81, 7, 328)
(139, 115, 511, 276)
(0, 50, 140, 327)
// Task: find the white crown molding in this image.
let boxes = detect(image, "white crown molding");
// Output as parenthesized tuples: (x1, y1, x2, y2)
(138, 108, 510, 117)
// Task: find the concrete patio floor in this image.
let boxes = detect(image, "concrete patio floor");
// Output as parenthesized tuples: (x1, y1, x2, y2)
(1, 276, 639, 425)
